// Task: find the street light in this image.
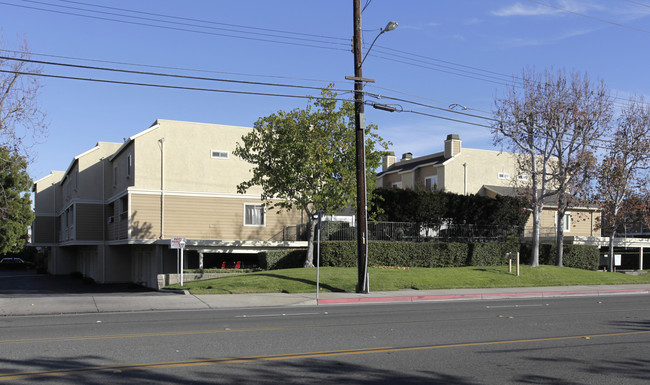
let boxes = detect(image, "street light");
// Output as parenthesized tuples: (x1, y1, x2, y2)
(351, 0, 397, 293)
(361, 21, 398, 65)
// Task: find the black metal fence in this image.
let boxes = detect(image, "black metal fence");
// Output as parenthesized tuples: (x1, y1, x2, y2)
(282, 221, 521, 243)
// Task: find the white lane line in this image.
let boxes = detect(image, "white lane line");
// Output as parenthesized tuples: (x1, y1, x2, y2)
(236, 312, 326, 318)
(486, 304, 548, 309)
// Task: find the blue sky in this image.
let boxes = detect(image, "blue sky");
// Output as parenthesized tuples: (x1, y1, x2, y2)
(2, 0, 650, 180)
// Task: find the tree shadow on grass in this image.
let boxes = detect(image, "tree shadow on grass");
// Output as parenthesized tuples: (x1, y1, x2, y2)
(254, 273, 347, 293)
(468, 266, 514, 275)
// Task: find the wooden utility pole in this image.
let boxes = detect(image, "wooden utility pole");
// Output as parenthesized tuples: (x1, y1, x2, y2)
(352, 0, 369, 293)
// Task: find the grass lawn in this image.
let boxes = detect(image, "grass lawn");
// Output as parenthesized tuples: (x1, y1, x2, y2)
(165, 266, 650, 295)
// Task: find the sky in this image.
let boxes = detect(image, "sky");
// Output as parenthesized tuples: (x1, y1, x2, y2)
(2, 0, 650, 181)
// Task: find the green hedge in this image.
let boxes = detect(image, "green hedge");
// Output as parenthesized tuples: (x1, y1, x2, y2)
(257, 249, 306, 270)
(519, 243, 599, 270)
(468, 242, 520, 266)
(318, 241, 469, 268)
(258, 242, 599, 271)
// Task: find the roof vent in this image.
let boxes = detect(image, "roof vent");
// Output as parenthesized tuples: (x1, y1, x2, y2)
(401, 152, 412, 161)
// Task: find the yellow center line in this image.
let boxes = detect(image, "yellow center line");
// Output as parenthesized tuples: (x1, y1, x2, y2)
(2, 330, 649, 381)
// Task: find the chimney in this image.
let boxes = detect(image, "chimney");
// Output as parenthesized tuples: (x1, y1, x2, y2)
(401, 152, 413, 161)
(382, 151, 396, 171)
(444, 134, 461, 158)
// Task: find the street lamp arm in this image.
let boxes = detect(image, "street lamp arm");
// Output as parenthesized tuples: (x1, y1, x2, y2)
(360, 21, 398, 66)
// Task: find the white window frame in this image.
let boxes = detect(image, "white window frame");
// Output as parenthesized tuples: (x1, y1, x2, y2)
(211, 150, 229, 159)
(392, 181, 402, 188)
(424, 176, 438, 191)
(498, 172, 510, 180)
(517, 174, 528, 181)
(244, 203, 266, 227)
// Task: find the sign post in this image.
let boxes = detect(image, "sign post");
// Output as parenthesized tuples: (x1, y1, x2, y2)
(506, 252, 520, 277)
(316, 210, 322, 303)
(170, 237, 186, 286)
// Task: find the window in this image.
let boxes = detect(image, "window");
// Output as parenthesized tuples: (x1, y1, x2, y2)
(119, 196, 128, 220)
(211, 150, 229, 159)
(392, 182, 402, 188)
(244, 204, 265, 226)
(113, 166, 118, 187)
(517, 174, 528, 181)
(498, 172, 510, 180)
(126, 155, 132, 178)
(425, 176, 438, 191)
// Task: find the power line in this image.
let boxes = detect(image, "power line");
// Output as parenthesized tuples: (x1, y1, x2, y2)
(0, 68, 341, 101)
(3, 49, 345, 85)
(528, 0, 650, 34)
(0, 0, 350, 52)
(4, 0, 642, 111)
(0, 53, 622, 150)
(56, 0, 349, 42)
(0, 55, 350, 94)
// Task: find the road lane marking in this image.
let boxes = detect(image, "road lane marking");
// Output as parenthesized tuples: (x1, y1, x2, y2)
(486, 304, 548, 308)
(235, 312, 324, 318)
(2, 330, 650, 381)
(2, 306, 650, 345)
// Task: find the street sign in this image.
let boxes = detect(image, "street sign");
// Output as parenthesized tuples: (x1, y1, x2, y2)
(170, 237, 186, 249)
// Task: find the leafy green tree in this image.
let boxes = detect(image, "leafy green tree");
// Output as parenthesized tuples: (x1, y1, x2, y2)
(371, 188, 529, 235)
(234, 88, 390, 267)
(0, 146, 34, 254)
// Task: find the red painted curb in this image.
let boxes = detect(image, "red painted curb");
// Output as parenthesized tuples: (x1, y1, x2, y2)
(316, 288, 650, 305)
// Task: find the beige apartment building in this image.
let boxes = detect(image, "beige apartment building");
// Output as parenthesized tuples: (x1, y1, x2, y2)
(377, 134, 601, 239)
(31, 120, 305, 288)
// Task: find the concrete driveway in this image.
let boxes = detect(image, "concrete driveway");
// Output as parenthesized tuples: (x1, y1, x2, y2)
(0, 270, 158, 297)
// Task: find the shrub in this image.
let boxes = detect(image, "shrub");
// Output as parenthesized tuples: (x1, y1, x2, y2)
(468, 242, 520, 266)
(319, 241, 469, 268)
(519, 243, 599, 270)
(319, 241, 357, 267)
(258, 249, 306, 270)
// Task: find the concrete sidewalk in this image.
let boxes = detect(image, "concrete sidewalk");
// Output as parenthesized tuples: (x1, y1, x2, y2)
(2, 284, 650, 316)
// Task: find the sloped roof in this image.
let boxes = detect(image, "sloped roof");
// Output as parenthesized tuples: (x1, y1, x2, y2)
(377, 152, 447, 177)
(483, 185, 599, 209)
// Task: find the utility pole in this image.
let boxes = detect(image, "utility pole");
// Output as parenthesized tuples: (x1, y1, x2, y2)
(352, 0, 369, 293)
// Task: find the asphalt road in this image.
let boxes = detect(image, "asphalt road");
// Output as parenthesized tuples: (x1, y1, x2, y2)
(1, 294, 649, 384)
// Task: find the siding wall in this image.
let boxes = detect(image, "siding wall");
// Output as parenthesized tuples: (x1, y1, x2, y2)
(75, 203, 103, 240)
(32, 216, 56, 244)
(524, 208, 600, 237)
(130, 193, 302, 241)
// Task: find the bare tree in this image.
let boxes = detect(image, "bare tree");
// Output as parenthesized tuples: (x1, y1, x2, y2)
(548, 72, 612, 266)
(493, 68, 613, 266)
(493, 68, 562, 267)
(598, 97, 650, 272)
(0, 34, 47, 159)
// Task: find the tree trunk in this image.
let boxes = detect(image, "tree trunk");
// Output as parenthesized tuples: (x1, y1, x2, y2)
(556, 192, 566, 267)
(556, 212, 564, 267)
(608, 228, 616, 272)
(303, 218, 317, 268)
(531, 205, 541, 267)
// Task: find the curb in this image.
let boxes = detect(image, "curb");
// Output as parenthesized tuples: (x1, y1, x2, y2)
(316, 288, 650, 305)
